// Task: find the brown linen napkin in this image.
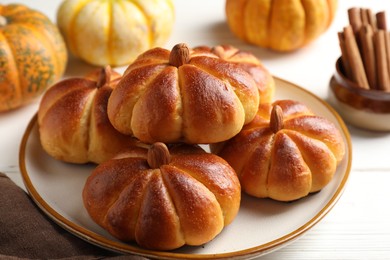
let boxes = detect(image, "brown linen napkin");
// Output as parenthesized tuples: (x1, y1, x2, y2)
(0, 172, 146, 260)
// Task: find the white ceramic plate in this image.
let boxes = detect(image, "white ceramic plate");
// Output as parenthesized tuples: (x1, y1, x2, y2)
(19, 78, 352, 259)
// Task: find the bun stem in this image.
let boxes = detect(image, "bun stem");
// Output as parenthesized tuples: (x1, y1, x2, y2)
(270, 105, 284, 133)
(169, 43, 190, 67)
(96, 65, 112, 88)
(147, 142, 171, 169)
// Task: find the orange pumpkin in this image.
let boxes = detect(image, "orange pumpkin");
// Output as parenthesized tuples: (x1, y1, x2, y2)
(225, 0, 338, 51)
(0, 4, 67, 112)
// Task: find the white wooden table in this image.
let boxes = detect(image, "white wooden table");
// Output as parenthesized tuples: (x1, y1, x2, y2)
(1, 0, 390, 259)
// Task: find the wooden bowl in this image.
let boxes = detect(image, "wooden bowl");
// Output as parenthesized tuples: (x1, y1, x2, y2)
(328, 57, 390, 131)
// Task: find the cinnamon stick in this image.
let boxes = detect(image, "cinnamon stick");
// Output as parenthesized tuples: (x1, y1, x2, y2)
(343, 25, 370, 89)
(366, 9, 378, 31)
(338, 32, 352, 79)
(376, 11, 387, 30)
(341, 8, 390, 91)
(385, 32, 390, 78)
(360, 9, 369, 27)
(348, 8, 362, 34)
(373, 30, 390, 91)
(359, 25, 377, 89)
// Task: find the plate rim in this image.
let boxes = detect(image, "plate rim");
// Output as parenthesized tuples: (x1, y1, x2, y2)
(19, 77, 353, 259)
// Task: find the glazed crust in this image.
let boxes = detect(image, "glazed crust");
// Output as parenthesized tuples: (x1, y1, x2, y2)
(212, 100, 345, 201)
(83, 144, 241, 250)
(38, 68, 137, 164)
(193, 44, 275, 104)
(107, 44, 259, 144)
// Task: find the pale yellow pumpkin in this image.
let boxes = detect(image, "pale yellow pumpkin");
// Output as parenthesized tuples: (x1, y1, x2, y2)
(57, 0, 175, 66)
(226, 0, 338, 52)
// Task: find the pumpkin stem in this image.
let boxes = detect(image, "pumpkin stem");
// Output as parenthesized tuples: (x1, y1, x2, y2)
(270, 105, 284, 133)
(147, 142, 171, 169)
(96, 65, 111, 88)
(169, 43, 190, 67)
(0, 16, 7, 27)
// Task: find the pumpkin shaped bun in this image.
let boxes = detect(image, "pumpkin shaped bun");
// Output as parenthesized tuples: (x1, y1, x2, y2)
(83, 142, 241, 250)
(0, 4, 67, 112)
(212, 100, 345, 202)
(107, 43, 259, 144)
(38, 66, 137, 164)
(193, 44, 275, 104)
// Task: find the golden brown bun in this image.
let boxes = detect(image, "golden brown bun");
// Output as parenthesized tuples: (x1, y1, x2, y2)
(107, 43, 259, 144)
(211, 100, 345, 202)
(83, 143, 241, 250)
(38, 66, 137, 164)
(193, 44, 275, 104)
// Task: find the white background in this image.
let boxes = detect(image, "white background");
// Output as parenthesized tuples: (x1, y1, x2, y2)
(1, 0, 390, 259)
